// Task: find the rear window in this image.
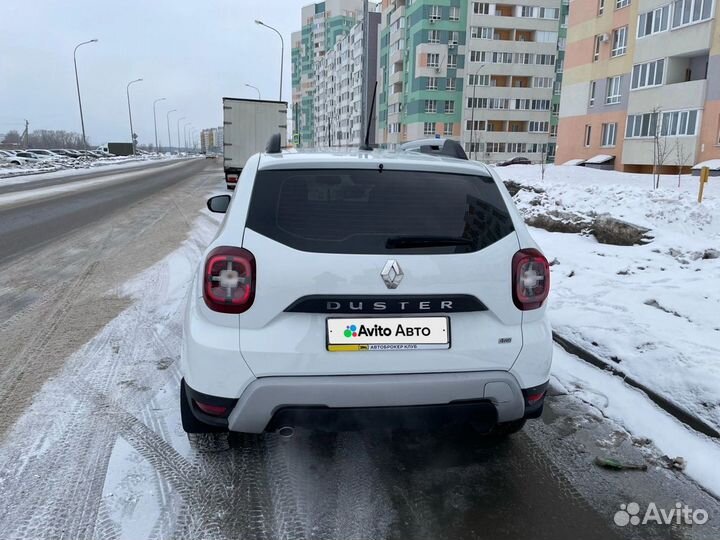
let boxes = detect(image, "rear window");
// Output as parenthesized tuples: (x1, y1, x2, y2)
(246, 168, 515, 254)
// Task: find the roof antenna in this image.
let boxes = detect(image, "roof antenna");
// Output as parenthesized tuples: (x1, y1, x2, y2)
(359, 81, 377, 151)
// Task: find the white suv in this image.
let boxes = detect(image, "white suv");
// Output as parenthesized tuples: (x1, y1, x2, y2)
(180, 140, 552, 436)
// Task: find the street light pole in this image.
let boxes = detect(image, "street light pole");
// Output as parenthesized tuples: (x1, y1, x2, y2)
(73, 39, 98, 150)
(469, 65, 486, 162)
(166, 109, 177, 154)
(255, 20, 284, 101)
(183, 123, 192, 153)
(126, 78, 143, 155)
(245, 83, 261, 99)
(153, 98, 166, 153)
(176, 116, 186, 155)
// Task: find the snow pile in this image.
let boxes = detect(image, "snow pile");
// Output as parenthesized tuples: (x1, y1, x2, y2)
(496, 164, 720, 430)
(0, 153, 183, 179)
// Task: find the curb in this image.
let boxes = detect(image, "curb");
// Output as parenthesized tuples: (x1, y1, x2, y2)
(552, 332, 720, 440)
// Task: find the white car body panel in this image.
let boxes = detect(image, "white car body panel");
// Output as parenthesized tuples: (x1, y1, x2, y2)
(181, 149, 552, 430)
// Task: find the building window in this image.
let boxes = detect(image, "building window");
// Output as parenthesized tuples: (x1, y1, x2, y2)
(449, 31, 459, 45)
(625, 112, 659, 137)
(446, 77, 456, 91)
(593, 35, 602, 61)
(599, 0, 605, 15)
(616, 0, 630, 9)
(425, 100, 437, 113)
(428, 29, 440, 43)
(473, 2, 490, 14)
(466, 119, 486, 131)
(551, 124, 558, 137)
(611, 26, 628, 56)
(520, 5, 534, 17)
(424, 122, 436, 136)
(471, 26, 493, 39)
(601, 123, 617, 146)
(449, 6, 460, 20)
(584, 125, 592, 146)
(444, 122, 454, 135)
(536, 54, 555, 65)
(444, 100, 455, 114)
(631, 59, 665, 90)
(533, 77, 553, 88)
(529, 121, 549, 132)
(516, 53, 534, 65)
(606, 75, 622, 104)
(468, 73, 490, 86)
(554, 81, 562, 95)
(427, 77, 438, 90)
(540, 7, 560, 18)
(638, 5, 670, 37)
(671, 0, 713, 28)
(661, 110, 699, 136)
(589, 80, 596, 107)
(448, 54, 457, 68)
(430, 5, 441, 20)
(427, 53, 440, 67)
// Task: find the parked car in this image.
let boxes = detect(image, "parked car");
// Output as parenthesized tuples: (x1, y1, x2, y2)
(497, 157, 532, 167)
(26, 149, 65, 160)
(14, 151, 45, 162)
(0, 149, 29, 166)
(180, 137, 552, 437)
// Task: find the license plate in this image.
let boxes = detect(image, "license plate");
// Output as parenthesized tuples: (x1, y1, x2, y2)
(326, 317, 450, 352)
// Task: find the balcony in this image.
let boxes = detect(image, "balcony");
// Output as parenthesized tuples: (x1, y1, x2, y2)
(627, 79, 707, 114)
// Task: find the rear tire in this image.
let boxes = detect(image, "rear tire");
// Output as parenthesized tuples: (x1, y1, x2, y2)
(180, 380, 227, 434)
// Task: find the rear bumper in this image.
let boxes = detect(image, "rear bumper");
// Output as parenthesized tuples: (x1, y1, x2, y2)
(186, 371, 545, 433)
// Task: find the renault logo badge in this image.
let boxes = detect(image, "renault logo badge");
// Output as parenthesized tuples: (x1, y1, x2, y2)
(381, 260, 403, 289)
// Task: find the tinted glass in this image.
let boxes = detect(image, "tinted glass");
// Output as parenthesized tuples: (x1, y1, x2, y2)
(246, 168, 514, 254)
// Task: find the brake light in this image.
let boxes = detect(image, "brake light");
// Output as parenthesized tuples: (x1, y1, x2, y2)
(512, 248, 549, 310)
(203, 247, 256, 313)
(194, 401, 228, 416)
(227, 174, 238, 184)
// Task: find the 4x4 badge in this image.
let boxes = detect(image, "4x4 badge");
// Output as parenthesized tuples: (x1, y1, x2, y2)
(381, 260, 404, 289)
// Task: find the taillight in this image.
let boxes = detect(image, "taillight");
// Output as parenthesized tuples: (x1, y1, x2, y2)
(194, 401, 228, 416)
(203, 247, 255, 313)
(512, 248, 549, 310)
(227, 174, 238, 184)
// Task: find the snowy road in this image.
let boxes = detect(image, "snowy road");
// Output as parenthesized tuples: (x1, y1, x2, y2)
(0, 162, 718, 539)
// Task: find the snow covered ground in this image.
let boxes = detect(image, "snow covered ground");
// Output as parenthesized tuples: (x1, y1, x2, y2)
(495, 164, 720, 432)
(0, 153, 186, 183)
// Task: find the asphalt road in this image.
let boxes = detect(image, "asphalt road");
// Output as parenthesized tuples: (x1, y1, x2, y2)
(0, 158, 209, 265)
(0, 161, 717, 539)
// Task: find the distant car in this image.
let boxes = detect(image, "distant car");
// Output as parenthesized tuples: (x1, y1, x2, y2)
(51, 149, 81, 159)
(497, 157, 532, 167)
(14, 151, 45, 162)
(0, 149, 29, 166)
(26, 149, 64, 160)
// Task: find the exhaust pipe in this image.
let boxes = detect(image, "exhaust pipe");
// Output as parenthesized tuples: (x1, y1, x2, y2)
(277, 426, 294, 438)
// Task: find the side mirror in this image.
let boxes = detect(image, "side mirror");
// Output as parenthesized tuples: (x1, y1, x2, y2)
(207, 195, 231, 214)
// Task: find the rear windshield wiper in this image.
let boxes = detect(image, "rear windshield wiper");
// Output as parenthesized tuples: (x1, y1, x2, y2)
(385, 236, 474, 249)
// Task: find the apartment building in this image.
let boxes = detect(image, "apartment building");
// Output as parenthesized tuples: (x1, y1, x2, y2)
(200, 127, 223, 154)
(291, 0, 365, 147)
(314, 12, 381, 146)
(556, 0, 720, 172)
(462, 0, 564, 163)
(376, 0, 468, 147)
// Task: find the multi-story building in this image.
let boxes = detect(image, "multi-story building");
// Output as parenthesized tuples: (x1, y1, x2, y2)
(375, 0, 564, 163)
(376, 0, 469, 148)
(200, 127, 223, 154)
(292, 0, 365, 147)
(556, 0, 720, 172)
(461, 0, 563, 163)
(314, 12, 381, 146)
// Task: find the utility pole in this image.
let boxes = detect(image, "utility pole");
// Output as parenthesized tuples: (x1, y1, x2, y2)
(166, 109, 177, 154)
(73, 39, 98, 150)
(22, 119, 29, 148)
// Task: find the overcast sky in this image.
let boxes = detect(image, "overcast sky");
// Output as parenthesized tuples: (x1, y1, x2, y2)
(0, 0, 309, 147)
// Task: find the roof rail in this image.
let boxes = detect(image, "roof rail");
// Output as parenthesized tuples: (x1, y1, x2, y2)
(265, 133, 282, 154)
(399, 138, 468, 160)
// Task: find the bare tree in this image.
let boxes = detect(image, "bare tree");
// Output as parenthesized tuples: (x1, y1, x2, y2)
(674, 136, 691, 188)
(540, 140, 547, 181)
(651, 107, 671, 189)
(2, 130, 22, 145)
